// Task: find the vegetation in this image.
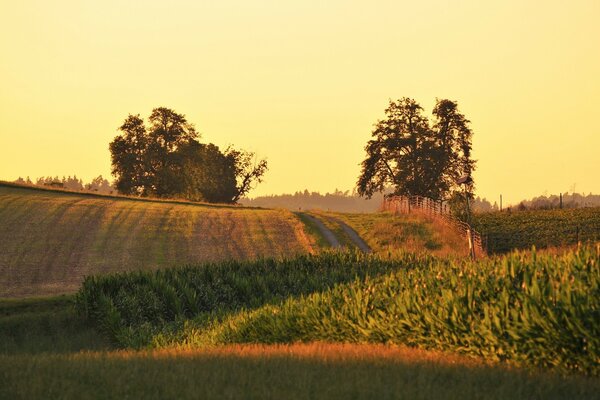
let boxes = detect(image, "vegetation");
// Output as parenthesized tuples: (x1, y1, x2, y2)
(0, 296, 112, 354)
(357, 98, 475, 200)
(110, 107, 267, 203)
(241, 189, 384, 213)
(328, 211, 469, 257)
(2, 343, 599, 400)
(474, 208, 600, 253)
(0, 183, 312, 298)
(14, 175, 115, 194)
(77, 246, 600, 375)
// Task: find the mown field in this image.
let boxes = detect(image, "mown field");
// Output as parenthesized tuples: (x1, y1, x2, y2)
(0, 183, 313, 298)
(474, 208, 600, 253)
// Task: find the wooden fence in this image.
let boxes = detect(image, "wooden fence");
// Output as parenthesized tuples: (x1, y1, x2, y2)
(382, 195, 487, 258)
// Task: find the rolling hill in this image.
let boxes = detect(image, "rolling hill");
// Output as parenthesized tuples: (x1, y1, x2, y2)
(0, 183, 313, 298)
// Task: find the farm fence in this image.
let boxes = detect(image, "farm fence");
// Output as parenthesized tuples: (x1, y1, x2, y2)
(382, 195, 487, 258)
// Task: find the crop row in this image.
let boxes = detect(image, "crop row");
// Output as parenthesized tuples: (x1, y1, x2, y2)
(77, 247, 600, 374)
(474, 208, 600, 253)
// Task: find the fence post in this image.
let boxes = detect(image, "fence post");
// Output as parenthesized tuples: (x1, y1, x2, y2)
(467, 227, 475, 260)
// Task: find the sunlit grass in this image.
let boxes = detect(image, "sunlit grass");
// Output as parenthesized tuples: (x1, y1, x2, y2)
(0, 184, 313, 298)
(325, 211, 469, 258)
(1, 343, 598, 400)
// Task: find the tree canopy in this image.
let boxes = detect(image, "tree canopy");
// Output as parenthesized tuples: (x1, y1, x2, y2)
(109, 107, 267, 203)
(357, 98, 475, 201)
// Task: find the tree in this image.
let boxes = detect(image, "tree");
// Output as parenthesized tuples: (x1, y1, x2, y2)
(177, 141, 238, 203)
(225, 147, 269, 203)
(109, 115, 149, 195)
(357, 98, 475, 201)
(109, 107, 267, 203)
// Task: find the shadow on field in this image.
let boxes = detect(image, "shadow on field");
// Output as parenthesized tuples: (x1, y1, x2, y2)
(1, 344, 599, 400)
(0, 296, 113, 355)
(76, 251, 403, 348)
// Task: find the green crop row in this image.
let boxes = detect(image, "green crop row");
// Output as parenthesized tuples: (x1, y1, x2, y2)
(473, 207, 600, 253)
(77, 247, 600, 374)
(75, 252, 411, 346)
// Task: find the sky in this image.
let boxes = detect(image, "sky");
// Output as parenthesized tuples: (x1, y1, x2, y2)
(1, 0, 599, 206)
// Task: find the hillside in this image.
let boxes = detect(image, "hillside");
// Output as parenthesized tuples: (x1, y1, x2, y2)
(0, 183, 313, 298)
(309, 211, 470, 258)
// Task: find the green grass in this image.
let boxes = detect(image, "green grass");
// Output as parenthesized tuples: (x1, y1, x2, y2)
(0, 183, 313, 298)
(294, 212, 331, 249)
(473, 208, 600, 253)
(2, 345, 599, 400)
(0, 296, 112, 354)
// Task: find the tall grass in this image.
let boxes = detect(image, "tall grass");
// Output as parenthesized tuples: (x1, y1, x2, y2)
(77, 246, 600, 374)
(4, 344, 599, 400)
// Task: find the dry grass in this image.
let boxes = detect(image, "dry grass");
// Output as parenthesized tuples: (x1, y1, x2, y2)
(98, 342, 492, 368)
(325, 211, 470, 258)
(0, 185, 313, 298)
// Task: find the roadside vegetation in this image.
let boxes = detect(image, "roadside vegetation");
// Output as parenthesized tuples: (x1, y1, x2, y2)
(474, 208, 600, 253)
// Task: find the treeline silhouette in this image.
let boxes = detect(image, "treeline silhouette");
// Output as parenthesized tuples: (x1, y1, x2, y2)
(242, 191, 599, 214)
(472, 193, 600, 213)
(14, 175, 115, 194)
(240, 189, 385, 213)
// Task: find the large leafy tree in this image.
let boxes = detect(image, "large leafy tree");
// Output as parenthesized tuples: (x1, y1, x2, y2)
(357, 98, 474, 200)
(109, 107, 267, 203)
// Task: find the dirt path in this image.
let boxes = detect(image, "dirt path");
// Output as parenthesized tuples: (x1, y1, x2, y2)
(332, 218, 372, 253)
(302, 213, 371, 253)
(301, 214, 342, 248)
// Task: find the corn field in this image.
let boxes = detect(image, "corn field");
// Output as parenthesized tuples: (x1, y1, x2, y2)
(76, 246, 600, 375)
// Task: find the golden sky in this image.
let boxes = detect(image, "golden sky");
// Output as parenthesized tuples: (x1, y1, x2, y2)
(1, 0, 599, 205)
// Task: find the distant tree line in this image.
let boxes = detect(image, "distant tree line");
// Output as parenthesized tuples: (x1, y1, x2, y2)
(240, 189, 385, 213)
(110, 107, 267, 203)
(14, 175, 115, 194)
(514, 193, 600, 211)
(470, 193, 600, 213)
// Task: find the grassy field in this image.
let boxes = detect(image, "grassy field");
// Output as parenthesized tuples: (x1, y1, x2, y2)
(320, 211, 469, 257)
(1, 298, 598, 400)
(474, 208, 600, 253)
(0, 183, 313, 298)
